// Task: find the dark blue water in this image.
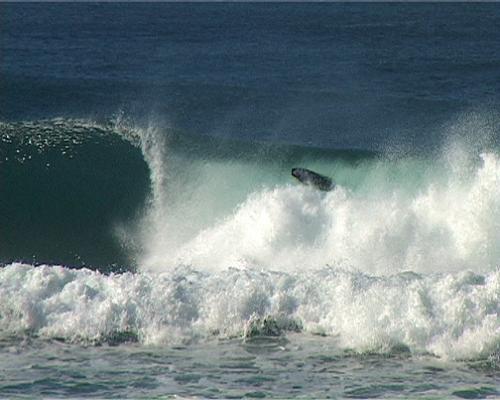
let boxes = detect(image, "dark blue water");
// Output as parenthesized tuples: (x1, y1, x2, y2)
(1, 4, 499, 399)
(3, 3, 500, 148)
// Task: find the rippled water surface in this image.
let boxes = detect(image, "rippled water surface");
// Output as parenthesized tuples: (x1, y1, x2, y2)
(1, 336, 498, 399)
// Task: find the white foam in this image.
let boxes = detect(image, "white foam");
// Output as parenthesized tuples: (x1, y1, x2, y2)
(138, 149, 500, 276)
(0, 263, 497, 361)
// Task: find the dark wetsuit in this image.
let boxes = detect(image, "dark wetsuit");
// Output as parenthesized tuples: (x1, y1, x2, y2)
(291, 168, 334, 191)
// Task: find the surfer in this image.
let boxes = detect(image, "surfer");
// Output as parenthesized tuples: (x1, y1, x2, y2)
(291, 168, 334, 191)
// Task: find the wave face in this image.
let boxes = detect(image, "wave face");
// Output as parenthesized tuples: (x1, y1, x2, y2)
(1, 116, 499, 361)
(0, 119, 149, 269)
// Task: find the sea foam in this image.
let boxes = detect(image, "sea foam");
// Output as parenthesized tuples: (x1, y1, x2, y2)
(0, 263, 497, 361)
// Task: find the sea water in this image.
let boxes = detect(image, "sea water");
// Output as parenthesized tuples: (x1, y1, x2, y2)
(0, 3, 499, 398)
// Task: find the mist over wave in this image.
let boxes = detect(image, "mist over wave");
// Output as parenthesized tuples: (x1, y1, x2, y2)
(133, 115, 500, 277)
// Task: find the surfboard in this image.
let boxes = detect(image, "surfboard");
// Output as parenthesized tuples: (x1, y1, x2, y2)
(291, 168, 334, 191)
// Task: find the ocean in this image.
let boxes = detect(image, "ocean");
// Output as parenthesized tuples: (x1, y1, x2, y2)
(0, 3, 499, 398)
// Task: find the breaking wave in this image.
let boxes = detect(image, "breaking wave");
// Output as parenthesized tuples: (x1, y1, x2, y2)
(1, 115, 499, 362)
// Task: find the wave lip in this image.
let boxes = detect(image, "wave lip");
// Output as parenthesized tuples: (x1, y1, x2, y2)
(0, 263, 498, 362)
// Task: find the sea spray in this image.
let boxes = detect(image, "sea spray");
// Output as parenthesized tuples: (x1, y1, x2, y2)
(136, 129, 500, 276)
